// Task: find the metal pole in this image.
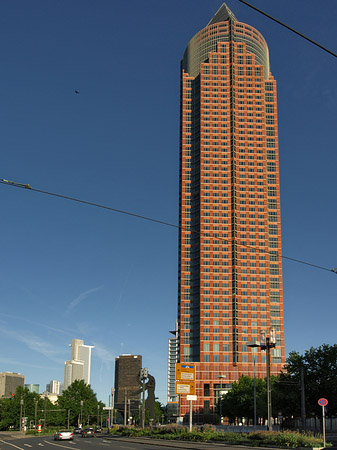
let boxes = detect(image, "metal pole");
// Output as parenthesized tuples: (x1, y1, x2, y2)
(68, 409, 70, 429)
(253, 352, 257, 428)
(266, 338, 272, 431)
(322, 405, 326, 448)
(124, 390, 127, 426)
(108, 395, 111, 429)
(20, 399, 23, 432)
(142, 376, 146, 428)
(128, 399, 131, 425)
(300, 366, 306, 431)
(80, 400, 83, 427)
(43, 395, 47, 434)
(111, 388, 115, 425)
(189, 399, 192, 432)
(34, 400, 37, 430)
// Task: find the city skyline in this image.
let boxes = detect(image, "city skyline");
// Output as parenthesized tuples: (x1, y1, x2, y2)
(0, 0, 336, 407)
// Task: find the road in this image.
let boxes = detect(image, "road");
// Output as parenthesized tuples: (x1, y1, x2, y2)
(0, 433, 267, 450)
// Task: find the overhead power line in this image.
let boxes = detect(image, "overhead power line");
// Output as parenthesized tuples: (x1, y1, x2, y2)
(239, 0, 337, 59)
(1, 178, 336, 275)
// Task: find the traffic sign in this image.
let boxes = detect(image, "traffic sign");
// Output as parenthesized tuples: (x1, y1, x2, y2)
(187, 395, 197, 401)
(103, 406, 114, 410)
(176, 363, 195, 381)
(318, 398, 328, 406)
(175, 381, 196, 395)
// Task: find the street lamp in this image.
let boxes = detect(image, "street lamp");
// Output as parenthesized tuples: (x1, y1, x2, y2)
(43, 394, 47, 434)
(249, 328, 276, 431)
(248, 343, 258, 429)
(80, 400, 83, 427)
(34, 399, 38, 430)
(19, 398, 24, 432)
(216, 375, 226, 424)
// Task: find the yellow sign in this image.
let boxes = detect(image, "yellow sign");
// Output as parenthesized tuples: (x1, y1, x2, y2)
(176, 363, 195, 382)
(175, 381, 196, 395)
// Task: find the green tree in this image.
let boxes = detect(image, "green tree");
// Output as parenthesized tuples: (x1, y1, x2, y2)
(57, 380, 104, 428)
(0, 386, 48, 431)
(285, 344, 337, 417)
(220, 375, 267, 423)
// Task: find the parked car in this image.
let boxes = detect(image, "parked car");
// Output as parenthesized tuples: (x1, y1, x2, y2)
(73, 427, 82, 434)
(54, 430, 74, 441)
(95, 427, 102, 433)
(82, 427, 95, 438)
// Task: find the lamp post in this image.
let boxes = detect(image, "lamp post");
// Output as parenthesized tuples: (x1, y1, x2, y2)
(43, 394, 47, 434)
(248, 343, 258, 428)
(80, 400, 83, 427)
(249, 328, 276, 431)
(216, 375, 226, 424)
(34, 399, 38, 430)
(19, 398, 24, 432)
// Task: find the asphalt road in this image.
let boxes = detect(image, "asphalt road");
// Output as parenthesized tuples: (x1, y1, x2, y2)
(0, 433, 263, 450)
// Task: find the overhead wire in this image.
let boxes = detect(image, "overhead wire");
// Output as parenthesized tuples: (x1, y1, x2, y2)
(239, 0, 337, 59)
(1, 178, 335, 275)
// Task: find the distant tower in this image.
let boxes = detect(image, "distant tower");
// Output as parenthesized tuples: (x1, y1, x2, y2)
(63, 339, 94, 389)
(46, 380, 63, 395)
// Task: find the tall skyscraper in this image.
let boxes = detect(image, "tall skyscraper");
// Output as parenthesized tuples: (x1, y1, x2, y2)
(178, 3, 285, 417)
(64, 339, 94, 390)
(114, 355, 142, 417)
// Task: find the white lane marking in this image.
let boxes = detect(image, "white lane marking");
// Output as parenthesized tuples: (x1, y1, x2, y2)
(24, 445, 32, 448)
(43, 441, 81, 450)
(0, 440, 25, 450)
(38, 444, 44, 447)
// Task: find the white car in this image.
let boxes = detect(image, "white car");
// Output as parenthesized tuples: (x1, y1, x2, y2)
(54, 430, 74, 440)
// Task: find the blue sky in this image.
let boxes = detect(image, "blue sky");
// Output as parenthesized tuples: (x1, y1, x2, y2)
(1, 0, 336, 407)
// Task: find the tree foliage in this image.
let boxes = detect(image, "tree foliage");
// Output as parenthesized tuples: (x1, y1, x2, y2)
(285, 344, 337, 417)
(219, 344, 337, 423)
(57, 380, 105, 427)
(0, 386, 52, 430)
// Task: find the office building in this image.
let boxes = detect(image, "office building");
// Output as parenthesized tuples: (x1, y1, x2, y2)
(178, 3, 285, 417)
(25, 384, 39, 394)
(114, 355, 142, 416)
(63, 339, 94, 389)
(168, 323, 178, 402)
(0, 372, 24, 397)
(46, 380, 63, 395)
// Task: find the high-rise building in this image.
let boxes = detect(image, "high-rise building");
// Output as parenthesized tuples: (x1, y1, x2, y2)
(178, 3, 285, 417)
(46, 380, 63, 395)
(63, 339, 94, 390)
(0, 372, 24, 397)
(114, 355, 142, 417)
(168, 323, 178, 402)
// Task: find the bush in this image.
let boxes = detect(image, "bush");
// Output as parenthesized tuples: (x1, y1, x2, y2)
(108, 426, 329, 448)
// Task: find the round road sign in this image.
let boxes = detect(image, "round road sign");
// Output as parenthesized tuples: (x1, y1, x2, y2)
(318, 398, 328, 406)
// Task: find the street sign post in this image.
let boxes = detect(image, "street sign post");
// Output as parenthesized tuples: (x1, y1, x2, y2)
(318, 398, 328, 447)
(176, 363, 197, 432)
